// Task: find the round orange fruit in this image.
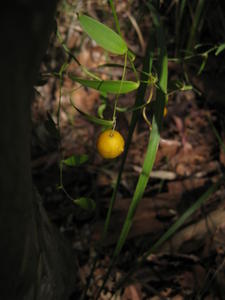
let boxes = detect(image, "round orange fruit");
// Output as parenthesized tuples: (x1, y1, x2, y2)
(97, 129, 125, 159)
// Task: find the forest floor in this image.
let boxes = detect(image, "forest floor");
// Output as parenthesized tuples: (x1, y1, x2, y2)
(31, 1, 225, 299)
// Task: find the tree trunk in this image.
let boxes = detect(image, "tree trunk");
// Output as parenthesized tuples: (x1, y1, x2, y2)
(0, 2, 77, 299)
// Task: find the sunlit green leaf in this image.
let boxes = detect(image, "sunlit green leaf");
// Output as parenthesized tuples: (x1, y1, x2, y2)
(78, 14, 127, 55)
(98, 103, 107, 119)
(73, 197, 96, 211)
(69, 75, 139, 94)
(63, 154, 89, 167)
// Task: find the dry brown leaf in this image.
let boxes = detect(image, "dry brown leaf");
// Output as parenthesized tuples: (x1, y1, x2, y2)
(122, 284, 142, 300)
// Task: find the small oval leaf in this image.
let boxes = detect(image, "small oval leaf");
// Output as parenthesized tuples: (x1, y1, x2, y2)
(69, 75, 140, 94)
(73, 197, 96, 211)
(79, 14, 127, 55)
(63, 154, 89, 167)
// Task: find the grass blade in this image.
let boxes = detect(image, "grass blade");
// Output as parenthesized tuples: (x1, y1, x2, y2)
(114, 177, 222, 292)
(113, 26, 167, 257)
(186, 0, 205, 51)
(144, 178, 222, 255)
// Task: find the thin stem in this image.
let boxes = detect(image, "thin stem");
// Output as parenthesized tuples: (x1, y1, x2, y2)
(57, 29, 101, 80)
(142, 83, 154, 129)
(112, 52, 127, 125)
(57, 75, 63, 129)
(129, 57, 139, 82)
(109, 0, 121, 36)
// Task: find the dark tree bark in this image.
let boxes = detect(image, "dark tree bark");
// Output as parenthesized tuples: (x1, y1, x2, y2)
(0, 2, 77, 299)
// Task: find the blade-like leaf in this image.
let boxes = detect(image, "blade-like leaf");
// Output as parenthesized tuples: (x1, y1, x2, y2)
(113, 3, 168, 259)
(73, 197, 96, 211)
(70, 98, 114, 127)
(63, 154, 89, 167)
(78, 14, 127, 55)
(69, 75, 139, 94)
(76, 106, 113, 126)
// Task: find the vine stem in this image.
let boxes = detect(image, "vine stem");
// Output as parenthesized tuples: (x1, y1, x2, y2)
(56, 63, 76, 202)
(112, 51, 127, 129)
(142, 83, 154, 130)
(109, 0, 121, 36)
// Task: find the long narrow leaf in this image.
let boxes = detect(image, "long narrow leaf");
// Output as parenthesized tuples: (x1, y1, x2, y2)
(78, 14, 127, 55)
(187, 0, 205, 51)
(145, 178, 222, 255)
(114, 177, 222, 293)
(69, 75, 139, 94)
(70, 98, 113, 127)
(113, 2, 168, 259)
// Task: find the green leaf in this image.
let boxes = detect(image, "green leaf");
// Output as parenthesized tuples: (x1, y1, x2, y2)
(70, 98, 114, 127)
(44, 112, 59, 139)
(69, 75, 139, 94)
(215, 43, 225, 56)
(197, 53, 208, 75)
(98, 92, 107, 119)
(98, 103, 107, 119)
(62, 154, 89, 167)
(73, 197, 96, 211)
(168, 80, 192, 92)
(78, 14, 127, 55)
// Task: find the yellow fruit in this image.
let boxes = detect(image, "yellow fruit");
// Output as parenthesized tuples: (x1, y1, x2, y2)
(163, 107, 168, 117)
(97, 129, 125, 159)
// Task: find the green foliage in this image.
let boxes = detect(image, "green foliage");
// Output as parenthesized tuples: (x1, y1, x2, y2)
(73, 197, 96, 211)
(112, 0, 168, 261)
(69, 76, 139, 94)
(62, 154, 89, 167)
(78, 14, 127, 55)
(70, 97, 114, 127)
